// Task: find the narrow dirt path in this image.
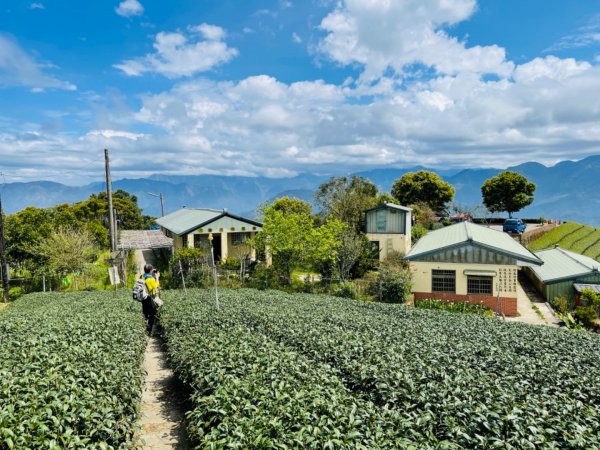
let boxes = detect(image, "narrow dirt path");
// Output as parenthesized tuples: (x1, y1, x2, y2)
(140, 336, 191, 449)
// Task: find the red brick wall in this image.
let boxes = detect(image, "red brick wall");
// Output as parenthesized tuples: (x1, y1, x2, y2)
(414, 292, 518, 317)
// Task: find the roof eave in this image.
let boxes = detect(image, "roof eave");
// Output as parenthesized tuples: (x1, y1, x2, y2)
(405, 241, 543, 266)
(178, 212, 263, 236)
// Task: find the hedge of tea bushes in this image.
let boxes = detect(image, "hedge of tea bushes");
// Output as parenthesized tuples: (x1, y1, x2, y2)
(161, 289, 600, 449)
(160, 295, 422, 449)
(0, 291, 146, 449)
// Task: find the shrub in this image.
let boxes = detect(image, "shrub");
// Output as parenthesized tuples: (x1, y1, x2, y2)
(574, 289, 600, 329)
(170, 247, 211, 288)
(370, 265, 412, 303)
(220, 256, 241, 270)
(249, 263, 280, 290)
(411, 223, 428, 244)
(8, 286, 22, 301)
(552, 294, 570, 314)
(332, 281, 359, 299)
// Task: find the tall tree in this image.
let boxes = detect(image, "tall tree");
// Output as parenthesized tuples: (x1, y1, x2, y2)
(481, 171, 536, 218)
(391, 170, 455, 212)
(315, 176, 379, 233)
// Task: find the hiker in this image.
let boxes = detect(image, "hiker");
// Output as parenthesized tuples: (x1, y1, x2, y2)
(142, 264, 160, 335)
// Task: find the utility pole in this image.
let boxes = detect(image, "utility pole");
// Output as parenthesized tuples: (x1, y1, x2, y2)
(148, 192, 165, 217)
(0, 192, 9, 303)
(105, 149, 117, 253)
(105, 149, 119, 290)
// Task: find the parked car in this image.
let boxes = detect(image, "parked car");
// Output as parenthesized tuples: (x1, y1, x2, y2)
(503, 218, 526, 234)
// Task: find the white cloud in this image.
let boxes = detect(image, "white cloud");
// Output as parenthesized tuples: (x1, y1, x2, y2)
(6, 2, 600, 183)
(87, 129, 145, 140)
(318, 0, 513, 81)
(0, 34, 76, 91)
(6, 62, 600, 183)
(292, 32, 302, 44)
(114, 24, 237, 78)
(29, 3, 45, 10)
(115, 0, 144, 17)
(514, 56, 592, 83)
(192, 23, 226, 41)
(546, 14, 600, 52)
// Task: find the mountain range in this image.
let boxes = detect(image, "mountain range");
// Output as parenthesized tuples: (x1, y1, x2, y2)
(2, 156, 600, 226)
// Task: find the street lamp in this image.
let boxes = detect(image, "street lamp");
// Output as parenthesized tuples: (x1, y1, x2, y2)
(148, 192, 165, 217)
(208, 233, 220, 311)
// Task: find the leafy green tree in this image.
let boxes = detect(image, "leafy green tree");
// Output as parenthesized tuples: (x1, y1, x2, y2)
(5, 189, 153, 273)
(257, 204, 315, 283)
(481, 171, 536, 218)
(315, 176, 379, 233)
(5, 207, 54, 272)
(268, 197, 313, 217)
(336, 227, 367, 281)
(391, 171, 455, 212)
(307, 218, 345, 279)
(33, 227, 96, 276)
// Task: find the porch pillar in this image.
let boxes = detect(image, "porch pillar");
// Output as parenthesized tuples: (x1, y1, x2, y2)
(220, 232, 228, 261)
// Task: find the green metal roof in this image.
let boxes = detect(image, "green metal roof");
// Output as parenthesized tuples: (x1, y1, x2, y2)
(530, 247, 600, 283)
(405, 221, 542, 265)
(156, 208, 262, 236)
(365, 202, 412, 213)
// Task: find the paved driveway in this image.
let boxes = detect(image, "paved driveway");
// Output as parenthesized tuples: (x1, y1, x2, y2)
(505, 278, 561, 327)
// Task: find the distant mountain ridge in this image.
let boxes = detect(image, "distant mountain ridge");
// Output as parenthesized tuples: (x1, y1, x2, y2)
(3, 156, 600, 226)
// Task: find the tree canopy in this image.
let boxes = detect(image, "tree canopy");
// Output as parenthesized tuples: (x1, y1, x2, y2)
(391, 171, 455, 212)
(314, 176, 379, 233)
(481, 171, 536, 217)
(5, 189, 153, 272)
(267, 197, 313, 217)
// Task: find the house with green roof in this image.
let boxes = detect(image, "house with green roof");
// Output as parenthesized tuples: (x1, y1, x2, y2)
(404, 221, 543, 316)
(156, 207, 262, 262)
(525, 246, 600, 307)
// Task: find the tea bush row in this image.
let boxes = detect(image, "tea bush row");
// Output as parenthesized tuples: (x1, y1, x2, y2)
(159, 295, 422, 449)
(162, 289, 600, 449)
(0, 291, 147, 449)
(528, 222, 584, 251)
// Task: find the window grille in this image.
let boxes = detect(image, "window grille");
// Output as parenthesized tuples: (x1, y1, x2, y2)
(467, 276, 493, 295)
(232, 232, 251, 245)
(432, 269, 455, 292)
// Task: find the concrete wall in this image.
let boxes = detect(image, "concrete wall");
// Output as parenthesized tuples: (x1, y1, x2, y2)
(367, 233, 410, 260)
(409, 261, 519, 316)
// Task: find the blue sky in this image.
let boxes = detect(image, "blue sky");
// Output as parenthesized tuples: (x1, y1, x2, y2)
(1, 0, 600, 184)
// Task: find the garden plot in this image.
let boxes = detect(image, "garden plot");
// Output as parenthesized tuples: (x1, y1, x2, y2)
(161, 289, 600, 449)
(0, 291, 146, 449)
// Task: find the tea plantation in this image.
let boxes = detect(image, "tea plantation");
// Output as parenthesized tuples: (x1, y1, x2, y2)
(160, 288, 600, 449)
(529, 222, 600, 260)
(0, 292, 146, 449)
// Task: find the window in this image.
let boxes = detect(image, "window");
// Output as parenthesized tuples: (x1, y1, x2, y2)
(232, 232, 251, 245)
(376, 209, 386, 232)
(467, 276, 493, 295)
(432, 269, 456, 292)
(194, 234, 209, 249)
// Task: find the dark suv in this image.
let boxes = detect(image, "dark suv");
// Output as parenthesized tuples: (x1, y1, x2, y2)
(503, 218, 526, 234)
